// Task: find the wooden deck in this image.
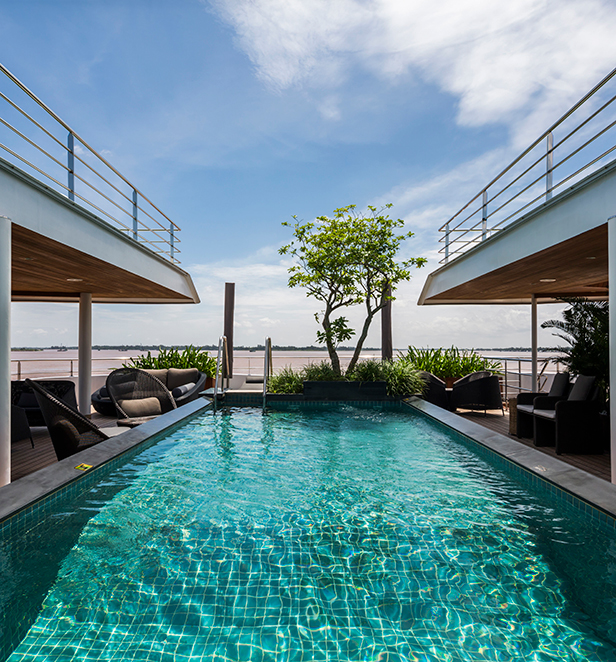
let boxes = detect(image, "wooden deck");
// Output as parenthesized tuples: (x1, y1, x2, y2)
(10, 408, 612, 484)
(10, 413, 119, 482)
(458, 408, 612, 482)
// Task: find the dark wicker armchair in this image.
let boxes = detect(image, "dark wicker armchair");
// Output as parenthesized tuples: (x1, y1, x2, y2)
(25, 379, 109, 461)
(449, 371, 503, 415)
(106, 368, 177, 426)
(515, 372, 570, 438)
(419, 372, 450, 409)
(11, 379, 77, 426)
(532, 375, 602, 453)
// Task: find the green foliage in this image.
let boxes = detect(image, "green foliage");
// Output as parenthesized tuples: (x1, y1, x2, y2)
(267, 358, 426, 397)
(267, 361, 345, 394)
(348, 359, 426, 397)
(542, 299, 609, 397)
(267, 366, 305, 394)
(280, 204, 426, 375)
(124, 345, 217, 377)
(403, 346, 501, 381)
(301, 361, 346, 382)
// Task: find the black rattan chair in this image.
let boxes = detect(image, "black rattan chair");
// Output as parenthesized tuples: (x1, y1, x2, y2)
(515, 372, 569, 438)
(420, 372, 450, 409)
(11, 379, 77, 427)
(106, 368, 177, 426)
(25, 379, 109, 461)
(11, 404, 34, 447)
(449, 371, 503, 415)
(532, 375, 601, 452)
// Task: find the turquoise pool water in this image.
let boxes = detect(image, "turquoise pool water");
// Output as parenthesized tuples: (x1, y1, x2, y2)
(3, 405, 616, 661)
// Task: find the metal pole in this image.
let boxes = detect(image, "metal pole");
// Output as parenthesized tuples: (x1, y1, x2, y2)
(78, 293, 92, 415)
(482, 190, 488, 240)
(224, 283, 235, 378)
(608, 216, 616, 483)
(531, 294, 538, 392)
(381, 283, 393, 360)
(444, 222, 450, 263)
(0, 216, 11, 486)
(67, 132, 75, 201)
(546, 132, 554, 201)
(263, 337, 271, 410)
(132, 189, 138, 240)
(170, 222, 175, 262)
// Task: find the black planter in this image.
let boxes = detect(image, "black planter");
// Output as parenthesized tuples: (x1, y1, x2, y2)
(302, 381, 389, 401)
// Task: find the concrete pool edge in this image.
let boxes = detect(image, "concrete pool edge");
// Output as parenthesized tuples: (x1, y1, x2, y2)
(404, 396, 616, 521)
(0, 398, 212, 526)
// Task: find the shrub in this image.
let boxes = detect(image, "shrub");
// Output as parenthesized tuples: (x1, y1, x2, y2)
(403, 346, 501, 381)
(267, 366, 304, 394)
(348, 359, 426, 397)
(267, 358, 426, 396)
(124, 345, 217, 377)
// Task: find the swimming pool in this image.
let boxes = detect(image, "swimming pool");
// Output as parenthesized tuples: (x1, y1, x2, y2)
(3, 404, 616, 661)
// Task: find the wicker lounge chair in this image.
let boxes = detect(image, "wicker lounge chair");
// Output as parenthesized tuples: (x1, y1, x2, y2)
(25, 379, 110, 461)
(449, 371, 503, 415)
(515, 372, 570, 438)
(92, 368, 207, 415)
(106, 368, 177, 427)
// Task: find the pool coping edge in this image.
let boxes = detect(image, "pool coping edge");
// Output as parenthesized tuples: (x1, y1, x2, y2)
(0, 398, 212, 525)
(404, 396, 616, 520)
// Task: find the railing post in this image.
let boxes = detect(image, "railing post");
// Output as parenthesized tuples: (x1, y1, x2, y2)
(67, 132, 75, 201)
(17, 361, 21, 381)
(482, 190, 488, 240)
(546, 131, 554, 201)
(444, 222, 450, 263)
(170, 223, 175, 262)
(132, 189, 138, 240)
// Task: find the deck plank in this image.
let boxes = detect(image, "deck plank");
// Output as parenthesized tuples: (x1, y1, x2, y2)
(458, 408, 611, 482)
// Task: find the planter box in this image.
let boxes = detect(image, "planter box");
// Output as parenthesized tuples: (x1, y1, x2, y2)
(303, 381, 389, 401)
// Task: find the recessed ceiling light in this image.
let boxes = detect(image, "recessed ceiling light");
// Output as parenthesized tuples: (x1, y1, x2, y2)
(66, 278, 83, 282)
(586, 256, 597, 260)
(19, 257, 35, 261)
(539, 278, 556, 283)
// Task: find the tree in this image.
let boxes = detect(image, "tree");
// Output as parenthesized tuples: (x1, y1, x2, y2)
(279, 204, 426, 375)
(541, 298, 609, 398)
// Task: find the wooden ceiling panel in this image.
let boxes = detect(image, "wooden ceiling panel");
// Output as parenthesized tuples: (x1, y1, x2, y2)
(427, 225, 608, 302)
(11, 224, 191, 302)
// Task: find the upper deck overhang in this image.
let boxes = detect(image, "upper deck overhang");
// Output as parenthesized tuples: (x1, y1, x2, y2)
(1, 157, 200, 304)
(418, 159, 616, 306)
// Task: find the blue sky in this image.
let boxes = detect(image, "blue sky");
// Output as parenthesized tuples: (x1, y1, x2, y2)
(4, 0, 616, 349)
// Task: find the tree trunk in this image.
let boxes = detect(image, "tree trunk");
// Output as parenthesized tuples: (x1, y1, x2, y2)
(347, 313, 375, 374)
(322, 315, 342, 375)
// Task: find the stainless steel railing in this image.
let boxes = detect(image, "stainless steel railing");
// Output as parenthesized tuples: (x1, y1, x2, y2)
(0, 62, 180, 263)
(441, 66, 616, 264)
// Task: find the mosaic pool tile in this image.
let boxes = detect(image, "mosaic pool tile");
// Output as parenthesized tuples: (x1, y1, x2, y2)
(3, 405, 616, 661)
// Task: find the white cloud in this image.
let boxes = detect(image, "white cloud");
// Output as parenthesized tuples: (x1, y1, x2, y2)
(212, 0, 616, 134)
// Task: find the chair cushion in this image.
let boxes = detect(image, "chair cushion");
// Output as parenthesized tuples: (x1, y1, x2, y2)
(99, 386, 109, 398)
(143, 369, 169, 386)
(118, 397, 162, 418)
(568, 375, 595, 401)
(172, 382, 196, 398)
(168, 368, 200, 391)
(517, 404, 535, 415)
(17, 392, 38, 409)
(533, 409, 556, 420)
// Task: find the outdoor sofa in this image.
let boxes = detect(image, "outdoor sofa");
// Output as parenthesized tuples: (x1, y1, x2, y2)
(92, 367, 208, 416)
(11, 379, 77, 427)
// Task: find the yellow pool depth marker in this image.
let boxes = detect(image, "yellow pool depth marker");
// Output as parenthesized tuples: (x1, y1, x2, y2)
(74, 463, 93, 471)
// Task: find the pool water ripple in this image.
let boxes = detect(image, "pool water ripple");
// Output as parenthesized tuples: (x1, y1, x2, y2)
(5, 406, 616, 661)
